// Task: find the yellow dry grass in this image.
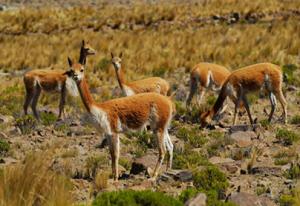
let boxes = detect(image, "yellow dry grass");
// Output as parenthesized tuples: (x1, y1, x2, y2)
(0, 150, 74, 206)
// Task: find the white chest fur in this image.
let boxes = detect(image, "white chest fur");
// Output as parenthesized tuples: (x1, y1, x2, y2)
(123, 85, 135, 96)
(66, 77, 79, 97)
(90, 106, 112, 135)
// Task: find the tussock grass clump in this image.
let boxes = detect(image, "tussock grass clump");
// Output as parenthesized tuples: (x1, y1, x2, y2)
(273, 148, 297, 166)
(176, 126, 207, 148)
(0, 150, 73, 206)
(40, 111, 57, 126)
(15, 115, 37, 134)
(92, 190, 183, 206)
(93, 171, 109, 192)
(0, 84, 23, 116)
(173, 150, 210, 170)
(276, 128, 300, 146)
(85, 154, 109, 179)
(0, 139, 10, 156)
(279, 187, 300, 206)
(285, 162, 300, 180)
(290, 115, 300, 125)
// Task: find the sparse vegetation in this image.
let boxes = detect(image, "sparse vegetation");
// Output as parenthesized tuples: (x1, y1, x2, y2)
(276, 128, 300, 146)
(92, 190, 183, 206)
(274, 149, 297, 166)
(176, 126, 207, 148)
(0, 139, 10, 156)
(94, 170, 109, 192)
(85, 154, 109, 179)
(0, 1, 299, 205)
(15, 115, 37, 134)
(40, 111, 57, 126)
(290, 115, 300, 125)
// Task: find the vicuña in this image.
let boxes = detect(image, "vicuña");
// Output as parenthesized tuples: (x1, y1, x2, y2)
(23, 40, 96, 120)
(64, 58, 175, 181)
(111, 52, 170, 96)
(200, 63, 287, 127)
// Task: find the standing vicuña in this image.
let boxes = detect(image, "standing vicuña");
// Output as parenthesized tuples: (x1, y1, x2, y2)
(111, 52, 170, 96)
(200, 63, 287, 127)
(23, 40, 96, 120)
(186, 63, 231, 109)
(64, 58, 174, 181)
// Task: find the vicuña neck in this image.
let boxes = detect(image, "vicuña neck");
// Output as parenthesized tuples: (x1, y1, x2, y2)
(115, 66, 127, 91)
(77, 78, 95, 112)
(210, 83, 228, 117)
(79, 49, 87, 65)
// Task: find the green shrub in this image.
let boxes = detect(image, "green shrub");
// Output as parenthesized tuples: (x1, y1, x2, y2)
(206, 190, 236, 206)
(152, 66, 168, 77)
(40, 112, 57, 126)
(92, 190, 183, 206)
(0, 139, 10, 156)
(285, 163, 300, 179)
(206, 95, 217, 106)
(290, 115, 300, 125)
(279, 194, 296, 206)
(207, 132, 231, 157)
(119, 157, 131, 171)
(0, 84, 23, 116)
(193, 166, 229, 192)
(276, 128, 300, 146)
(259, 119, 271, 129)
(178, 188, 198, 203)
(173, 150, 210, 169)
(176, 127, 207, 148)
(282, 64, 299, 86)
(15, 115, 37, 134)
(97, 57, 111, 72)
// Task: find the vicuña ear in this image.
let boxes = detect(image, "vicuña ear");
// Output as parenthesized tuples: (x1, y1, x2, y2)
(111, 52, 114, 59)
(68, 57, 73, 67)
(119, 52, 123, 58)
(82, 40, 85, 47)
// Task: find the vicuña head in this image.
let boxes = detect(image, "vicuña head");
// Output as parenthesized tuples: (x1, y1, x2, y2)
(111, 52, 122, 71)
(65, 57, 85, 83)
(79, 40, 96, 65)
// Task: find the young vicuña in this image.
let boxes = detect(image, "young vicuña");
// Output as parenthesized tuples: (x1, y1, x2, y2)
(186, 62, 231, 109)
(200, 63, 287, 127)
(111, 52, 170, 96)
(23, 40, 96, 120)
(64, 58, 175, 181)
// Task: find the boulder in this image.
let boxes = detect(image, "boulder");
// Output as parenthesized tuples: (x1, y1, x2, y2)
(230, 131, 256, 148)
(229, 192, 276, 206)
(185, 192, 207, 206)
(130, 154, 160, 175)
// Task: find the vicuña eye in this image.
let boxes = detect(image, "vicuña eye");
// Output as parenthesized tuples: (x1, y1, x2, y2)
(80, 69, 84, 72)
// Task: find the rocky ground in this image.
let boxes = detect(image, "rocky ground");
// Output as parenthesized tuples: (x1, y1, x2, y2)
(0, 67, 300, 205)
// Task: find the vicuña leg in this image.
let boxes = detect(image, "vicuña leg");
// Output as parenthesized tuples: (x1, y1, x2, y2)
(241, 94, 254, 125)
(108, 133, 120, 181)
(164, 130, 173, 170)
(268, 92, 277, 122)
(276, 89, 287, 124)
(24, 88, 34, 115)
(153, 130, 166, 178)
(58, 85, 66, 120)
(31, 85, 41, 120)
(186, 78, 198, 109)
